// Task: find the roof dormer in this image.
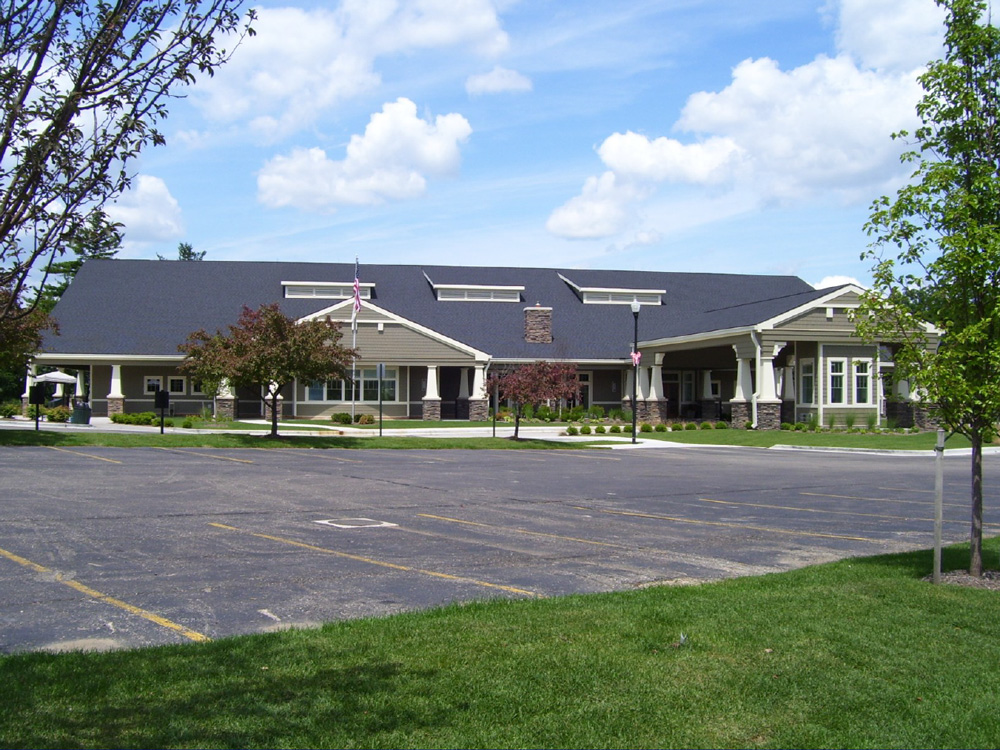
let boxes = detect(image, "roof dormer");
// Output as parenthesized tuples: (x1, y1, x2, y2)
(558, 273, 663, 306)
(282, 281, 374, 300)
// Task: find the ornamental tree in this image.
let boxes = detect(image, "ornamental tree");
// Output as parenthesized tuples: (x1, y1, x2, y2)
(179, 304, 356, 437)
(854, 0, 1000, 575)
(489, 361, 580, 439)
(0, 0, 255, 330)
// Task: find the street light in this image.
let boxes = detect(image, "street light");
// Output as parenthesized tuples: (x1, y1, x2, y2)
(631, 297, 640, 444)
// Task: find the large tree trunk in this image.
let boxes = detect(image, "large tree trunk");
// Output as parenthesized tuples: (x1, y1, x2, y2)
(970, 430, 983, 576)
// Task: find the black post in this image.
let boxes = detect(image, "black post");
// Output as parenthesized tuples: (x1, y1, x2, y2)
(632, 302, 640, 444)
(29, 385, 44, 431)
(155, 389, 169, 434)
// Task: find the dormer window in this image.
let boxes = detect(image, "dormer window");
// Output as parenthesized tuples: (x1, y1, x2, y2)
(435, 285, 523, 302)
(558, 274, 663, 306)
(282, 281, 374, 300)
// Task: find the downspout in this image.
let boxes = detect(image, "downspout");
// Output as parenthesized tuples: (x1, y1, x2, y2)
(750, 328, 761, 429)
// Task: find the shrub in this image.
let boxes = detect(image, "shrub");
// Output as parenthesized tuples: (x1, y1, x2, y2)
(826, 412, 837, 430)
(780, 422, 793, 430)
(670, 422, 684, 431)
(609, 424, 622, 433)
(594, 424, 606, 434)
(699, 421, 714, 430)
(639, 422, 653, 433)
(0, 400, 21, 418)
(182, 418, 194, 429)
(794, 422, 806, 431)
(654, 422, 667, 432)
(714, 421, 729, 429)
(331, 412, 352, 425)
(535, 405, 555, 422)
(111, 411, 158, 425)
(47, 406, 71, 423)
(357, 414, 375, 425)
(565, 425, 579, 436)
(587, 405, 605, 420)
(579, 424, 592, 435)
(867, 412, 879, 431)
(744, 421, 754, 430)
(685, 422, 698, 430)
(522, 403, 535, 420)
(565, 406, 585, 422)
(807, 415, 819, 432)
(620, 409, 633, 424)
(608, 409, 624, 422)
(845, 412, 857, 431)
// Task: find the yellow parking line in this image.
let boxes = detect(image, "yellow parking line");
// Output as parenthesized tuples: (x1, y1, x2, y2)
(572, 505, 876, 542)
(208, 523, 537, 597)
(0, 546, 208, 643)
(697, 497, 973, 525)
(155, 447, 253, 464)
(418, 513, 622, 548)
(801, 491, 966, 509)
(547, 450, 620, 461)
(44, 446, 122, 464)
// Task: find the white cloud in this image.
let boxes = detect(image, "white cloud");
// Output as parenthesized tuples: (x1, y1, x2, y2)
(813, 274, 865, 289)
(547, 0, 940, 240)
(193, 2, 507, 141)
(106, 176, 183, 242)
(466, 65, 532, 95)
(257, 98, 472, 211)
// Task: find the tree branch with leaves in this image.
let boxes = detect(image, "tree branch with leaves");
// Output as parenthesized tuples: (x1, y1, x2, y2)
(488, 361, 581, 439)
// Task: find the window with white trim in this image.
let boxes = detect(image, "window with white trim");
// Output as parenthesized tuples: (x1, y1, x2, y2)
(308, 369, 397, 402)
(853, 360, 872, 405)
(282, 282, 373, 300)
(681, 372, 695, 402)
(144, 376, 162, 394)
(828, 359, 846, 404)
(436, 287, 521, 302)
(167, 377, 186, 395)
(799, 360, 815, 404)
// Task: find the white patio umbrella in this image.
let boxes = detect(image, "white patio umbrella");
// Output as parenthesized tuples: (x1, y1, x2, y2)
(33, 371, 79, 384)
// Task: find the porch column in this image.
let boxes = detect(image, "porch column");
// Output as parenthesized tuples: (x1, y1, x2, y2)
(53, 370, 67, 403)
(423, 365, 441, 421)
(780, 364, 797, 425)
(21, 365, 36, 415)
(622, 368, 634, 412)
(457, 366, 471, 420)
(75, 371, 86, 401)
(730, 344, 753, 429)
(646, 353, 666, 423)
(468, 364, 489, 421)
(700, 369, 718, 420)
(755, 341, 785, 431)
(215, 379, 236, 420)
(107, 364, 125, 416)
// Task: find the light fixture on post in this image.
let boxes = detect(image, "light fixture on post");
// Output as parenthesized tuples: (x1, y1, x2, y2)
(631, 297, 641, 444)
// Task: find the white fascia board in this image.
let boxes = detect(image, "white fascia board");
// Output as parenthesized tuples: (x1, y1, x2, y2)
(491, 358, 629, 365)
(33, 353, 185, 363)
(556, 273, 665, 296)
(432, 282, 525, 292)
(640, 325, 754, 350)
(300, 299, 491, 362)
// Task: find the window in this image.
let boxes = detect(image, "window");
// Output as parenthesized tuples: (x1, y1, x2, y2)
(436, 287, 522, 302)
(168, 377, 186, 395)
(144, 376, 162, 394)
(191, 380, 205, 395)
(854, 360, 872, 404)
(799, 360, 815, 404)
(828, 359, 846, 404)
(307, 369, 397, 402)
(282, 282, 373, 299)
(681, 372, 695, 402)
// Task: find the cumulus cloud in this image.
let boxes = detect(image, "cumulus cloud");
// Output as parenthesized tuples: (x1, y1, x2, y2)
(258, 98, 472, 210)
(193, 2, 507, 141)
(813, 275, 865, 290)
(546, 0, 941, 240)
(466, 66, 533, 95)
(106, 176, 183, 242)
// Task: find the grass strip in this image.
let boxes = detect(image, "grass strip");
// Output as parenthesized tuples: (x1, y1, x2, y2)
(1, 540, 999, 749)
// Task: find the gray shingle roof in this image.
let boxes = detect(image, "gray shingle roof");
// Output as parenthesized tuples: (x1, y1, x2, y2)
(43, 259, 830, 359)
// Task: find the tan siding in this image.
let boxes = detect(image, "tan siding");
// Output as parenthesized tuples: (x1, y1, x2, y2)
(354, 323, 475, 364)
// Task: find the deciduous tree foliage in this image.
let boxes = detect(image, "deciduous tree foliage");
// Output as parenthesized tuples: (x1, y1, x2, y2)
(0, 0, 254, 328)
(489, 361, 580, 439)
(179, 304, 356, 438)
(855, 0, 1000, 575)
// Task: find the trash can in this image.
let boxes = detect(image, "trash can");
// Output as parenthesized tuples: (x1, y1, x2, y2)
(70, 404, 92, 424)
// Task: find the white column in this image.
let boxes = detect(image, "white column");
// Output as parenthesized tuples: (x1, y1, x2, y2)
(218, 378, 235, 398)
(424, 365, 440, 400)
(471, 364, 486, 400)
(623, 369, 634, 403)
(54, 370, 66, 399)
(648, 354, 665, 401)
(637, 365, 651, 400)
(22, 365, 37, 399)
(781, 366, 796, 400)
(733, 357, 752, 401)
(458, 367, 470, 399)
(701, 370, 713, 400)
(75, 371, 86, 400)
(108, 364, 124, 398)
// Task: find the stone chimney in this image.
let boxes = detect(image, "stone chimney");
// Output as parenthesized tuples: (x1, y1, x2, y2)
(524, 304, 553, 344)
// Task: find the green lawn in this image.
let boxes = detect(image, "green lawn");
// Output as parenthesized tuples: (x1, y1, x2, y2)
(2, 540, 998, 749)
(643, 427, 973, 450)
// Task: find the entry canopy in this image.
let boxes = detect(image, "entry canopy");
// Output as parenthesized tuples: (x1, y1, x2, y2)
(34, 371, 78, 384)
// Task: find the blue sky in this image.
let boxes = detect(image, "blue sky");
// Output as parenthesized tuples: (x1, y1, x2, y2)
(110, 0, 947, 288)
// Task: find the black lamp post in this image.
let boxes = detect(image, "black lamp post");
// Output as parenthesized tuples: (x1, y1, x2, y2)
(631, 298, 640, 444)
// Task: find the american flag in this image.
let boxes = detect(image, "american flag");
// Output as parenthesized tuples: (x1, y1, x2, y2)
(351, 258, 361, 327)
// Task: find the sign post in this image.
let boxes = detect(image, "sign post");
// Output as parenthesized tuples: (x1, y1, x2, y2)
(933, 428, 945, 584)
(155, 389, 170, 435)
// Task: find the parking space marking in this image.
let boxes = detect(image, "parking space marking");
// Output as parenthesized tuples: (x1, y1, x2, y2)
(801, 491, 967, 509)
(571, 505, 877, 542)
(44, 446, 122, 464)
(545, 450, 620, 461)
(879, 486, 936, 494)
(0, 546, 209, 643)
(697, 497, 972, 525)
(155, 447, 253, 464)
(208, 523, 538, 597)
(418, 513, 622, 548)
(250, 448, 362, 463)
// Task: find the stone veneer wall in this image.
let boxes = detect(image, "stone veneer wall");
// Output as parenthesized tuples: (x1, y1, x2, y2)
(524, 307, 553, 344)
(886, 401, 940, 430)
(107, 397, 124, 416)
(216, 398, 236, 420)
(423, 398, 441, 421)
(755, 402, 782, 431)
(730, 400, 750, 428)
(468, 398, 489, 421)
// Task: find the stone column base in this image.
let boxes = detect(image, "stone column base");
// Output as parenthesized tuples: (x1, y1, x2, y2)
(636, 400, 667, 424)
(730, 400, 750, 428)
(756, 401, 782, 431)
(216, 397, 236, 420)
(699, 399, 722, 421)
(107, 397, 125, 416)
(468, 398, 488, 421)
(423, 398, 441, 421)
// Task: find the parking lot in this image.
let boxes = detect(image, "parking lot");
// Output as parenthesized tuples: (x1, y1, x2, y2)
(2, 443, 998, 653)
